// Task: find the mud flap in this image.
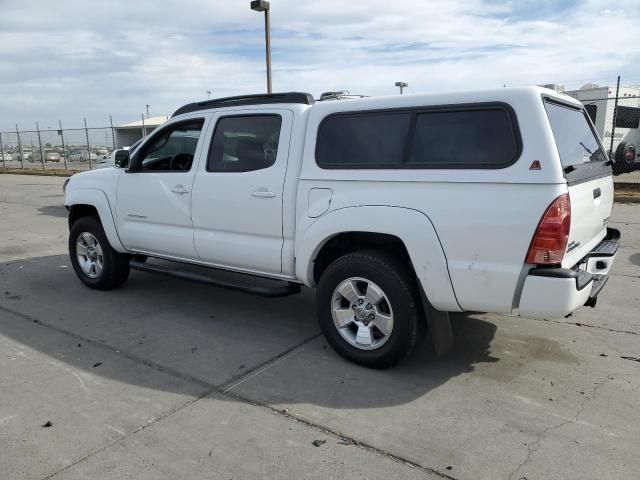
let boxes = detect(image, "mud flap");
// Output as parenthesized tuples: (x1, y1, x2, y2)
(419, 287, 453, 357)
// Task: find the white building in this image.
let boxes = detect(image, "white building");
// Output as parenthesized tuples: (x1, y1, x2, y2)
(114, 116, 169, 148)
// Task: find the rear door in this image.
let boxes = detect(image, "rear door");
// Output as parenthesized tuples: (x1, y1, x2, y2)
(544, 99, 613, 267)
(191, 109, 292, 274)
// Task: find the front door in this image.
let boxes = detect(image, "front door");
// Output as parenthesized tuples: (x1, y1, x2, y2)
(191, 110, 292, 274)
(116, 117, 207, 260)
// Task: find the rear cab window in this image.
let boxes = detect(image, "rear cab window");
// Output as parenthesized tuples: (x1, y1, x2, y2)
(544, 99, 610, 183)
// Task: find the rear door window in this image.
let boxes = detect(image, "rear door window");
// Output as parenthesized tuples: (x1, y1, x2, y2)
(207, 115, 282, 172)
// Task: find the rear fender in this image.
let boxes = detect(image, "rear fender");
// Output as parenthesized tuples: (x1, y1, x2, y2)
(295, 206, 461, 312)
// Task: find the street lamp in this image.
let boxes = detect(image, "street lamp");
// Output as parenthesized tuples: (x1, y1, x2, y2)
(145, 104, 150, 118)
(206, 90, 211, 99)
(250, 0, 272, 94)
(395, 82, 408, 94)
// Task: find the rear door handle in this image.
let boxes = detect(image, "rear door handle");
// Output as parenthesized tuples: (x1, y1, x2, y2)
(593, 188, 601, 199)
(171, 185, 189, 195)
(251, 190, 276, 198)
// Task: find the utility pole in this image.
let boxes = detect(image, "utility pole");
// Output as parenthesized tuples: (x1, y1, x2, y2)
(145, 104, 150, 119)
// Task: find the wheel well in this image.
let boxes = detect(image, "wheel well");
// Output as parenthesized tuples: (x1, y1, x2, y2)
(68, 204, 99, 229)
(313, 232, 413, 282)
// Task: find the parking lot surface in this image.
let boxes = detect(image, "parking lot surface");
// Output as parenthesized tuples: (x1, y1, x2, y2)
(1, 174, 639, 480)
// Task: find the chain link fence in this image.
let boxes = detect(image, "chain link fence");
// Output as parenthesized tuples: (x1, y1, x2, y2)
(0, 120, 117, 172)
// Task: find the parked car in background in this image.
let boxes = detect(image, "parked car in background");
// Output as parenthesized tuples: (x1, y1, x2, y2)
(15, 147, 33, 162)
(32, 150, 62, 162)
(68, 149, 98, 162)
(0, 152, 13, 162)
(65, 87, 620, 368)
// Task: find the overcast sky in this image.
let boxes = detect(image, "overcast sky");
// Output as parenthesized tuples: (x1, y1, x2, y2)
(1, 0, 639, 131)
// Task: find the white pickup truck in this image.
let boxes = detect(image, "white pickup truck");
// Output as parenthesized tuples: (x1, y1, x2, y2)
(64, 87, 620, 368)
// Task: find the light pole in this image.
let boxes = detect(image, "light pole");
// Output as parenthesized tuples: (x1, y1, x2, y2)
(250, 0, 272, 94)
(145, 104, 150, 118)
(395, 82, 408, 94)
(206, 90, 211, 99)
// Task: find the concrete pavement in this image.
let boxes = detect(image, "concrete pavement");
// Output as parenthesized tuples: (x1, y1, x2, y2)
(0, 174, 639, 480)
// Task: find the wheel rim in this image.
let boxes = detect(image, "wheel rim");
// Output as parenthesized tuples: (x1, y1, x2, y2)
(76, 232, 104, 279)
(331, 277, 394, 351)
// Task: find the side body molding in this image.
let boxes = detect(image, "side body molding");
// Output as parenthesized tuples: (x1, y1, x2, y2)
(295, 206, 462, 312)
(65, 188, 127, 253)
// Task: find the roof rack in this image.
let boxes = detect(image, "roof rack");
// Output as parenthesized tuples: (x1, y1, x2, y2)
(171, 92, 315, 117)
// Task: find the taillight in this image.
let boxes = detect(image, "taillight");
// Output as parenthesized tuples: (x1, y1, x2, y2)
(526, 193, 571, 266)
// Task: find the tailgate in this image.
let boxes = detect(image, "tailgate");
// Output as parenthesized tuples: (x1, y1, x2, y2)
(564, 175, 614, 267)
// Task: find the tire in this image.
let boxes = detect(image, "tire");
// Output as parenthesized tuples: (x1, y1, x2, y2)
(69, 215, 130, 290)
(316, 250, 423, 368)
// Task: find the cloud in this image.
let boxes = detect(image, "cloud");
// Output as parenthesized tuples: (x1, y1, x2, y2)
(0, 0, 638, 130)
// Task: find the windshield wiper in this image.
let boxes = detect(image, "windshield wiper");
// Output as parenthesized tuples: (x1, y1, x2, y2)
(579, 142, 593, 155)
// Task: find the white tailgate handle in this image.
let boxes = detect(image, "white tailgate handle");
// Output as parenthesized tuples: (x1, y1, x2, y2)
(251, 189, 276, 198)
(171, 184, 189, 194)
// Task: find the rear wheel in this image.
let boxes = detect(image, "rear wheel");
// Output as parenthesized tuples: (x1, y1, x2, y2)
(69, 216, 130, 289)
(316, 251, 423, 368)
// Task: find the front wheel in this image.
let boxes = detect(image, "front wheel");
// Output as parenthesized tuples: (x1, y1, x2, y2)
(69, 216, 130, 290)
(316, 251, 423, 368)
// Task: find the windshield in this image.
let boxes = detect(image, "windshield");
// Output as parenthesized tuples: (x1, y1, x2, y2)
(544, 100, 607, 168)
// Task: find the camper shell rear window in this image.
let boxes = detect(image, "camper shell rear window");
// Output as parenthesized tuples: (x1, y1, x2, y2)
(544, 98, 610, 184)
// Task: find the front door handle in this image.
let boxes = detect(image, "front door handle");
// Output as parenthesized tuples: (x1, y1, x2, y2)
(251, 190, 276, 198)
(171, 185, 189, 195)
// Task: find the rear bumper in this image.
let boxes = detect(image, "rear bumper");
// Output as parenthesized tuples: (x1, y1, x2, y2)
(518, 228, 620, 318)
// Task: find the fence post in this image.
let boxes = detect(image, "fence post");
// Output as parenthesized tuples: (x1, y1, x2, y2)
(0, 132, 5, 169)
(59, 120, 67, 170)
(141, 113, 146, 138)
(16, 124, 24, 169)
(84, 117, 92, 170)
(608, 75, 621, 160)
(36, 122, 45, 170)
(109, 115, 116, 150)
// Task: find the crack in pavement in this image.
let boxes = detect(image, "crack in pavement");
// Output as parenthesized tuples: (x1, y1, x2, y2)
(507, 374, 610, 480)
(1, 304, 456, 480)
(521, 316, 639, 336)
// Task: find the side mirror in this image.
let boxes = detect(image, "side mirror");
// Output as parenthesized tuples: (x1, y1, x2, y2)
(113, 149, 130, 169)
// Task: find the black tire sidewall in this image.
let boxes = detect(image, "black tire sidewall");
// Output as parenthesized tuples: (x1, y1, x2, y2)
(69, 216, 126, 289)
(316, 251, 421, 368)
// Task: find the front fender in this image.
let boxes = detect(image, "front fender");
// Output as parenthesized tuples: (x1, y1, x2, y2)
(295, 206, 461, 312)
(65, 188, 127, 253)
